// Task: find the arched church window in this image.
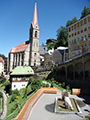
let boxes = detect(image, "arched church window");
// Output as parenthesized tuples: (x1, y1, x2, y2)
(34, 53, 37, 57)
(35, 31, 37, 37)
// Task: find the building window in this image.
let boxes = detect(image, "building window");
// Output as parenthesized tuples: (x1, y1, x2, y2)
(84, 28, 87, 32)
(35, 31, 37, 37)
(17, 78, 21, 81)
(81, 44, 83, 49)
(89, 41, 90, 47)
(74, 39, 76, 44)
(13, 78, 16, 81)
(77, 22, 79, 28)
(80, 21, 83, 26)
(78, 31, 80, 34)
(81, 36, 83, 41)
(69, 27, 71, 32)
(78, 45, 79, 49)
(14, 85, 16, 87)
(85, 43, 87, 48)
(88, 34, 90, 38)
(88, 26, 90, 30)
(77, 38, 79, 42)
(81, 29, 83, 33)
(34, 53, 37, 57)
(84, 18, 87, 24)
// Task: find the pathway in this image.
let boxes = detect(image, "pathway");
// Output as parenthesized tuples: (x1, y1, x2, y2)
(0, 90, 7, 120)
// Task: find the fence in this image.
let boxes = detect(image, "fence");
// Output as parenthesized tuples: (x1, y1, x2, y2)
(15, 87, 57, 120)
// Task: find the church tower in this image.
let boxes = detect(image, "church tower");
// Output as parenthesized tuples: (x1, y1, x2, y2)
(29, 0, 40, 66)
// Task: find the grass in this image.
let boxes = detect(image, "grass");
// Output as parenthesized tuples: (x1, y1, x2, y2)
(5, 89, 36, 120)
(6, 84, 33, 116)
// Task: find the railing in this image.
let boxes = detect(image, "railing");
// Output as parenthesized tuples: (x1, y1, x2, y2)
(15, 87, 57, 120)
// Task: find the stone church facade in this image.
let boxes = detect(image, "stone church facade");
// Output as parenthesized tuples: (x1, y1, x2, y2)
(8, 1, 40, 72)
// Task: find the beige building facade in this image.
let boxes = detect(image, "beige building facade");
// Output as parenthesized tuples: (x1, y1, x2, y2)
(8, 1, 40, 72)
(0, 57, 4, 75)
(68, 14, 90, 59)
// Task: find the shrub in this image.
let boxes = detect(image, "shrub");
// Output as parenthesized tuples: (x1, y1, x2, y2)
(62, 82, 65, 88)
(66, 85, 70, 91)
(46, 84, 49, 87)
(51, 78, 54, 82)
(51, 83, 53, 88)
(24, 88, 27, 98)
(12, 89, 19, 96)
(0, 92, 2, 98)
(10, 94, 17, 102)
(42, 83, 46, 87)
(0, 77, 6, 84)
(10, 103, 18, 113)
(31, 79, 42, 91)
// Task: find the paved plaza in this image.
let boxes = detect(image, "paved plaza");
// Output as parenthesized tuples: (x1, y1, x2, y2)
(28, 89, 90, 120)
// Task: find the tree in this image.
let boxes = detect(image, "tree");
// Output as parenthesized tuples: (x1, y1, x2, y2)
(55, 26, 68, 49)
(66, 17, 77, 27)
(47, 43, 55, 50)
(31, 79, 42, 91)
(81, 6, 90, 18)
(0, 54, 6, 60)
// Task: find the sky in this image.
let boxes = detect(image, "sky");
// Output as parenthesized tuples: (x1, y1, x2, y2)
(0, 0, 90, 57)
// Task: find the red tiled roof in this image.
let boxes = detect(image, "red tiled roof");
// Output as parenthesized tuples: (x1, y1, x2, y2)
(0, 57, 4, 63)
(9, 41, 29, 53)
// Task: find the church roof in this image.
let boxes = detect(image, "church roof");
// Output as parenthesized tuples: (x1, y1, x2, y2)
(10, 66, 34, 75)
(9, 41, 29, 53)
(39, 46, 47, 55)
(0, 57, 4, 63)
(32, 1, 38, 27)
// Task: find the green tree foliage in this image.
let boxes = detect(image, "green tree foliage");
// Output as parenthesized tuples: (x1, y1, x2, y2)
(3, 80, 10, 87)
(0, 54, 6, 60)
(31, 79, 42, 91)
(24, 88, 28, 98)
(54, 26, 68, 49)
(0, 92, 2, 98)
(10, 94, 17, 102)
(0, 77, 6, 84)
(47, 43, 55, 50)
(81, 6, 90, 18)
(66, 17, 77, 27)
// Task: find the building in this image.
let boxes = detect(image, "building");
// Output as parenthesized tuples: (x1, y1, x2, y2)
(4, 57, 8, 74)
(46, 38, 57, 45)
(39, 46, 47, 65)
(52, 47, 68, 65)
(10, 66, 34, 90)
(0, 57, 4, 75)
(44, 48, 54, 66)
(8, 1, 40, 72)
(68, 14, 90, 59)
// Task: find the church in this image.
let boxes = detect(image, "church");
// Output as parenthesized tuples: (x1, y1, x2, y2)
(8, 1, 40, 72)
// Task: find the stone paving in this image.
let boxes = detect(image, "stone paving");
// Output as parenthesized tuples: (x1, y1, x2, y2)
(28, 89, 90, 120)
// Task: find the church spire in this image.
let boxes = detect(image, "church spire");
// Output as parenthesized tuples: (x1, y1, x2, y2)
(32, 0, 38, 27)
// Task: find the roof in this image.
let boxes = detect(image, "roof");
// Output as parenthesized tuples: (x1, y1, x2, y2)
(32, 1, 38, 27)
(57, 46, 68, 50)
(9, 41, 29, 53)
(10, 66, 34, 75)
(46, 38, 57, 44)
(39, 46, 47, 55)
(0, 57, 4, 63)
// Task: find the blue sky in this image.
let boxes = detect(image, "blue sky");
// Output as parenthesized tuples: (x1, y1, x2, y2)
(0, 0, 90, 57)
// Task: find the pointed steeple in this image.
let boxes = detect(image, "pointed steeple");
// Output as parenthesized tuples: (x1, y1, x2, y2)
(32, 0, 38, 27)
